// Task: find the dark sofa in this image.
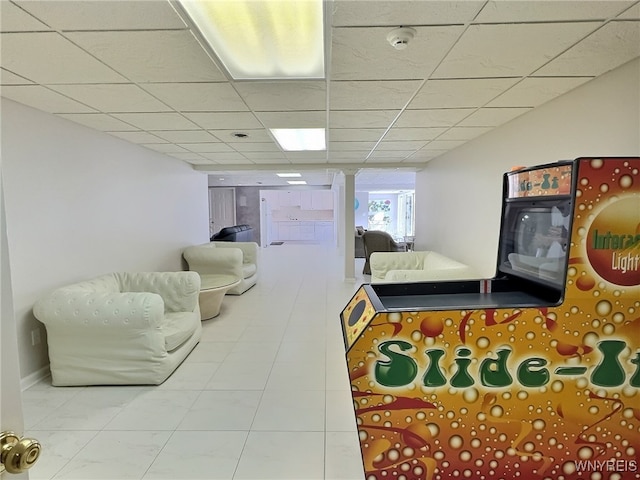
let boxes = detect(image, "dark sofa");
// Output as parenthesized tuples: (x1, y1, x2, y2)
(210, 224, 254, 242)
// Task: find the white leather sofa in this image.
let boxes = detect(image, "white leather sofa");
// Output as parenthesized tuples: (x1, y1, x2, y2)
(370, 251, 478, 283)
(33, 271, 202, 386)
(183, 241, 258, 295)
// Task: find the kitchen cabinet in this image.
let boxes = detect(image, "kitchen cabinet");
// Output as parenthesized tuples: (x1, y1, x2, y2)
(278, 191, 301, 206)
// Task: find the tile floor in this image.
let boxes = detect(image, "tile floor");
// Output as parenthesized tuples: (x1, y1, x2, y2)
(23, 244, 367, 480)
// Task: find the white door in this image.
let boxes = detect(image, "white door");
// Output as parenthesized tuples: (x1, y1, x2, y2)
(1, 174, 39, 479)
(208, 187, 236, 236)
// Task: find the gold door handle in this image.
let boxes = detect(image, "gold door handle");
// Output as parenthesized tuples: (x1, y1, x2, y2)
(0, 431, 41, 474)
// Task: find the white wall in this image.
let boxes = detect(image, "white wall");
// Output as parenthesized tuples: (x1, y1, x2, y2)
(1, 99, 210, 382)
(415, 58, 640, 276)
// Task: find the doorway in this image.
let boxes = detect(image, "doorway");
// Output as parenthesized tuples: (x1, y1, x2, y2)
(208, 187, 236, 237)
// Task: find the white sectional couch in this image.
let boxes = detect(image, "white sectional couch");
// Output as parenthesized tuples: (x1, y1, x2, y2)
(33, 271, 202, 386)
(370, 251, 478, 283)
(183, 241, 258, 295)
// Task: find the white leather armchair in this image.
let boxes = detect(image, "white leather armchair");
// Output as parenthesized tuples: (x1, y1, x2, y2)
(370, 251, 478, 283)
(183, 241, 258, 295)
(33, 271, 202, 386)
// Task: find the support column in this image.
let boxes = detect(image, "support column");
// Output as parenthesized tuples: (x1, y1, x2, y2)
(343, 170, 356, 281)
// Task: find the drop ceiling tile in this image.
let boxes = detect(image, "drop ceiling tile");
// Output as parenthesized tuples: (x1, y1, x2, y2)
(329, 156, 366, 164)
(179, 143, 234, 154)
(1, 32, 126, 84)
(65, 30, 226, 83)
(331, 80, 422, 110)
(476, 1, 633, 22)
(150, 130, 218, 143)
(183, 158, 215, 165)
(328, 151, 370, 160)
(368, 151, 411, 160)
(331, 1, 484, 27)
(168, 152, 207, 162)
(57, 113, 138, 131)
(377, 141, 427, 151)
(329, 141, 376, 151)
(242, 152, 289, 160)
(285, 152, 328, 161)
(423, 140, 466, 150)
(1, 85, 95, 113)
(619, 3, 640, 18)
(436, 127, 492, 141)
(534, 21, 640, 77)
(200, 152, 250, 162)
(112, 113, 199, 130)
(248, 157, 290, 164)
(1, 2, 49, 31)
(331, 26, 463, 80)
(329, 129, 386, 142)
(1, 68, 33, 85)
(255, 111, 326, 129)
(406, 149, 450, 161)
(142, 143, 189, 154)
(409, 78, 521, 109)
(433, 23, 600, 79)
(229, 142, 281, 153)
(142, 83, 248, 112)
(394, 108, 474, 127)
(49, 84, 171, 113)
(209, 129, 273, 143)
(384, 127, 447, 141)
(329, 110, 399, 129)
(15, 0, 186, 30)
(183, 112, 262, 130)
(107, 131, 167, 144)
(234, 82, 326, 111)
(486, 77, 593, 107)
(458, 107, 532, 127)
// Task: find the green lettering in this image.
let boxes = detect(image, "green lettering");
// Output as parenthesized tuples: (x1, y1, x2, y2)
(629, 351, 640, 388)
(422, 349, 447, 387)
(591, 340, 626, 387)
(375, 340, 418, 387)
(517, 357, 549, 387)
(451, 348, 475, 388)
(480, 349, 513, 387)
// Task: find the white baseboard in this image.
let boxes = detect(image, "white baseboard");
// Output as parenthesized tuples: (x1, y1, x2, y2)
(21, 365, 50, 391)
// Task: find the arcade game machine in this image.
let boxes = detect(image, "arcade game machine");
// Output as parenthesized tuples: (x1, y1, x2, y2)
(341, 157, 639, 480)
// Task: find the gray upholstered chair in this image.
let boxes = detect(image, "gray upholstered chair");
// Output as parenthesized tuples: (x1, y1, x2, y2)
(362, 230, 407, 274)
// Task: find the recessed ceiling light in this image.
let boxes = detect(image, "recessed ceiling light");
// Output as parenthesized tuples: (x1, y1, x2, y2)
(177, 0, 325, 80)
(270, 128, 325, 151)
(276, 173, 302, 178)
(287, 180, 307, 185)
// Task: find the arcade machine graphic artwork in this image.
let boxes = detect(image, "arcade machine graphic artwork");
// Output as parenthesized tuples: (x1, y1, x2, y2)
(341, 157, 639, 480)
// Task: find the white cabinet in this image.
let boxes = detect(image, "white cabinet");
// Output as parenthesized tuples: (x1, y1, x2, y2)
(312, 190, 334, 210)
(316, 222, 334, 242)
(298, 190, 334, 210)
(300, 222, 315, 240)
(278, 191, 301, 206)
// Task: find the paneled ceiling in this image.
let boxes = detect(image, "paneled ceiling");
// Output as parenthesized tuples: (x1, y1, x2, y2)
(1, 0, 639, 188)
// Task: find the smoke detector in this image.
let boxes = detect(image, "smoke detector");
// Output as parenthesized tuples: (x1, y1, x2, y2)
(386, 27, 416, 50)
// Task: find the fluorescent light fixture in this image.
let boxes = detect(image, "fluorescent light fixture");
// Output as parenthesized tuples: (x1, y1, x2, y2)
(287, 180, 307, 185)
(178, 0, 325, 80)
(276, 173, 302, 178)
(271, 128, 325, 151)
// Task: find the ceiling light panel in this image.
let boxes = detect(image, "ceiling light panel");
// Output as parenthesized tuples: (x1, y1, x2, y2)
(271, 128, 326, 151)
(178, 0, 325, 80)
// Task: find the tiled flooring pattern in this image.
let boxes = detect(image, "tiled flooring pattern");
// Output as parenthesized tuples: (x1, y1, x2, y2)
(23, 244, 366, 480)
